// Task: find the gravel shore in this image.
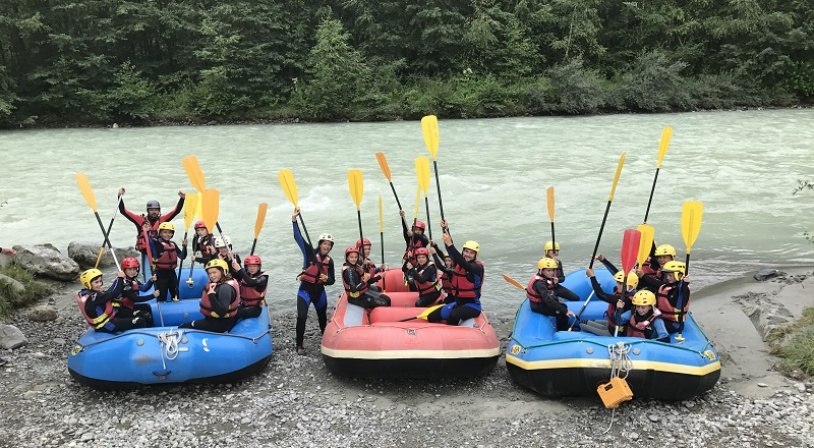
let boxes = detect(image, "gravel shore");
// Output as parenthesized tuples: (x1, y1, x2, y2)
(1, 274, 813, 448)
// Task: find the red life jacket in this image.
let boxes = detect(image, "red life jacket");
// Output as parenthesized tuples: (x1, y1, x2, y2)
(403, 238, 427, 265)
(299, 253, 330, 284)
(605, 287, 632, 330)
(451, 260, 484, 300)
(440, 270, 453, 295)
(626, 309, 656, 338)
(154, 240, 179, 270)
(525, 274, 554, 303)
(196, 235, 214, 260)
(117, 278, 141, 309)
(199, 279, 240, 318)
(656, 283, 690, 322)
(342, 265, 369, 298)
(362, 259, 377, 277)
(413, 263, 441, 295)
(239, 272, 268, 307)
(76, 291, 118, 329)
(135, 218, 161, 251)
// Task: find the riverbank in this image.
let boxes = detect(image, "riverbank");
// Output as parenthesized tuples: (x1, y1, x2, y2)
(0, 269, 812, 447)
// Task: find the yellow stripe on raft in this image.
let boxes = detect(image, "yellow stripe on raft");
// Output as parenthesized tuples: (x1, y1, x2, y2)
(505, 355, 721, 376)
(321, 346, 501, 360)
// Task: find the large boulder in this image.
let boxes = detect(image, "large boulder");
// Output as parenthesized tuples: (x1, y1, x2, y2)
(0, 324, 27, 349)
(12, 244, 80, 281)
(0, 273, 25, 295)
(27, 305, 58, 322)
(67, 241, 139, 269)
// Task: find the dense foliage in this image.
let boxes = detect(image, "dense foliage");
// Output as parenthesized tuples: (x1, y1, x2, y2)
(0, 0, 812, 126)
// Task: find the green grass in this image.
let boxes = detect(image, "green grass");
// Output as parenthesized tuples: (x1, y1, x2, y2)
(0, 265, 53, 319)
(769, 307, 814, 377)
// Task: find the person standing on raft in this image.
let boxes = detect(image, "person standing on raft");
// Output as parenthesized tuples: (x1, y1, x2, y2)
(147, 222, 187, 302)
(426, 219, 483, 325)
(291, 209, 335, 356)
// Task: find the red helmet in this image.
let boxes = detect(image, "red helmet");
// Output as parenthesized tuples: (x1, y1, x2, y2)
(121, 257, 140, 269)
(414, 247, 429, 257)
(194, 220, 207, 230)
(356, 238, 371, 248)
(413, 220, 426, 230)
(244, 255, 262, 266)
(344, 246, 359, 258)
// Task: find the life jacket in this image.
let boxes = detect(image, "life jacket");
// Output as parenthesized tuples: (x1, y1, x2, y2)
(135, 218, 161, 251)
(362, 259, 377, 277)
(117, 277, 141, 309)
(640, 260, 659, 278)
(403, 237, 427, 265)
(451, 260, 484, 301)
(605, 287, 634, 330)
(626, 309, 657, 338)
(298, 253, 330, 285)
(199, 279, 240, 318)
(555, 259, 565, 281)
(195, 234, 214, 260)
(440, 270, 453, 295)
(342, 264, 369, 298)
(239, 272, 268, 307)
(656, 283, 690, 322)
(76, 290, 118, 329)
(525, 274, 554, 303)
(413, 263, 441, 295)
(154, 239, 179, 270)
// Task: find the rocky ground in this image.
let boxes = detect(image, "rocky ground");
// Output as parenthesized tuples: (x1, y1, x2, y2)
(1, 271, 813, 448)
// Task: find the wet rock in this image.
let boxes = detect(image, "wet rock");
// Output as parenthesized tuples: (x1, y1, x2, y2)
(0, 324, 27, 349)
(0, 273, 25, 294)
(67, 241, 139, 269)
(27, 305, 58, 322)
(754, 269, 784, 282)
(12, 244, 80, 281)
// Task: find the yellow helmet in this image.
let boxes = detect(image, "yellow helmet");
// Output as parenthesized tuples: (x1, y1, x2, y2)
(205, 259, 228, 272)
(662, 261, 686, 280)
(537, 257, 558, 270)
(462, 241, 480, 254)
(158, 222, 175, 233)
(544, 241, 561, 252)
(80, 269, 103, 289)
(631, 290, 656, 306)
(654, 244, 676, 257)
(613, 270, 639, 288)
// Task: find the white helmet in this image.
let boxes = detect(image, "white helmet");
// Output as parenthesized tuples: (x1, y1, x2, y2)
(214, 235, 232, 248)
(318, 233, 334, 245)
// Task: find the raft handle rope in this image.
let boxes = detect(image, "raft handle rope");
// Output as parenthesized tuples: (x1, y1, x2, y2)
(157, 329, 185, 370)
(602, 341, 634, 434)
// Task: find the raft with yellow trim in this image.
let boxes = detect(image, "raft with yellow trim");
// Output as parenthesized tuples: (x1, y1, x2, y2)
(505, 269, 720, 401)
(321, 269, 500, 378)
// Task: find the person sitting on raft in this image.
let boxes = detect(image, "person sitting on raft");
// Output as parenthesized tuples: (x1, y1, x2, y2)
(655, 261, 690, 335)
(231, 255, 268, 319)
(147, 222, 187, 302)
(426, 220, 483, 326)
(117, 257, 159, 325)
(583, 267, 638, 336)
(543, 241, 580, 302)
(342, 246, 390, 308)
(192, 220, 216, 266)
(430, 241, 454, 300)
(627, 290, 670, 342)
(77, 269, 149, 333)
(405, 247, 442, 307)
(179, 259, 239, 333)
(636, 244, 677, 292)
(526, 258, 575, 331)
(357, 238, 386, 291)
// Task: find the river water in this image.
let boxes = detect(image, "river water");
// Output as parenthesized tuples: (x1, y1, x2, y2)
(2, 110, 813, 307)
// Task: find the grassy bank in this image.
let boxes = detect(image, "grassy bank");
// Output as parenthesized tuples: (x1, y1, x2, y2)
(0, 265, 52, 319)
(769, 307, 814, 378)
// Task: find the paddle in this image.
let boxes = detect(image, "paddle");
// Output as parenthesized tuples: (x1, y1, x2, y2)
(348, 169, 365, 245)
(182, 155, 224, 234)
(588, 152, 626, 268)
(250, 202, 268, 255)
(175, 192, 199, 297)
(502, 274, 525, 291)
(416, 156, 432, 240)
(615, 228, 642, 336)
(378, 194, 386, 292)
(421, 115, 446, 226)
(412, 184, 421, 229)
(546, 186, 556, 254)
(375, 152, 403, 211)
(398, 303, 444, 322)
(568, 292, 595, 331)
(75, 173, 121, 270)
(636, 223, 655, 270)
(643, 127, 673, 223)
(278, 169, 312, 247)
(94, 195, 123, 269)
(676, 200, 703, 342)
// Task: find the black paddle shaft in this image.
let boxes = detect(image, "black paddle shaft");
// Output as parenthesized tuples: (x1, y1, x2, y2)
(250, 239, 257, 256)
(643, 168, 660, 223)
(588, 200, 613, 268)
(93, 212, 115, 250)
(356, 210, 364, 247)
(389, 182, 403, 211)
(550, 222, 556, 253)
(298, 214, 312, 249)
(424, 197, 433, 240)
(432, 160, 445, 223)
(176, 231, 189, 292)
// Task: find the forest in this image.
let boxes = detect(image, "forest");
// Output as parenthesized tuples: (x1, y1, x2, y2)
(0, 0, 812, 127)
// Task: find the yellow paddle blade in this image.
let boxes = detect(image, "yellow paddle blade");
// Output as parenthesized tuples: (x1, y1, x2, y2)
(183, 192, 199, 230)
(608, 151, 626, 201)
(201, 188, 220, 234)
(636, 223, 655, 267)
(75, 173, 97, 212)
(657, 127, 673, 169)
(254, 202, 268, 239)
(502, 274, 525, 291)
(347, 169, 364, 210)
(421, 115, 439, 160)
(413, 185, 421, 220)
(546, 186, 555, 222)
(378, 195, 384, 233)
(195, 194, 204, 221)
(681, 200, 704, 255)
(415, 156, 431, 196)
(375, 152, 392, 181)
(182, 155, 206, 191)
(416, 303, 444, 320)
(278, 169, 299, 208)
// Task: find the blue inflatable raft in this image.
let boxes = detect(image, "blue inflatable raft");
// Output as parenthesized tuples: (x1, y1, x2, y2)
(505, 269, 720, 401)
(67, 268, 273, 389)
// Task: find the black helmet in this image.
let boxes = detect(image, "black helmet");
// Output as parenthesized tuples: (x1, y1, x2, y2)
(146, 200, 160, 210)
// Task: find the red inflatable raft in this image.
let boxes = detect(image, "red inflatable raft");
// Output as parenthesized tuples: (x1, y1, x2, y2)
(321, 269, 500, 378)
